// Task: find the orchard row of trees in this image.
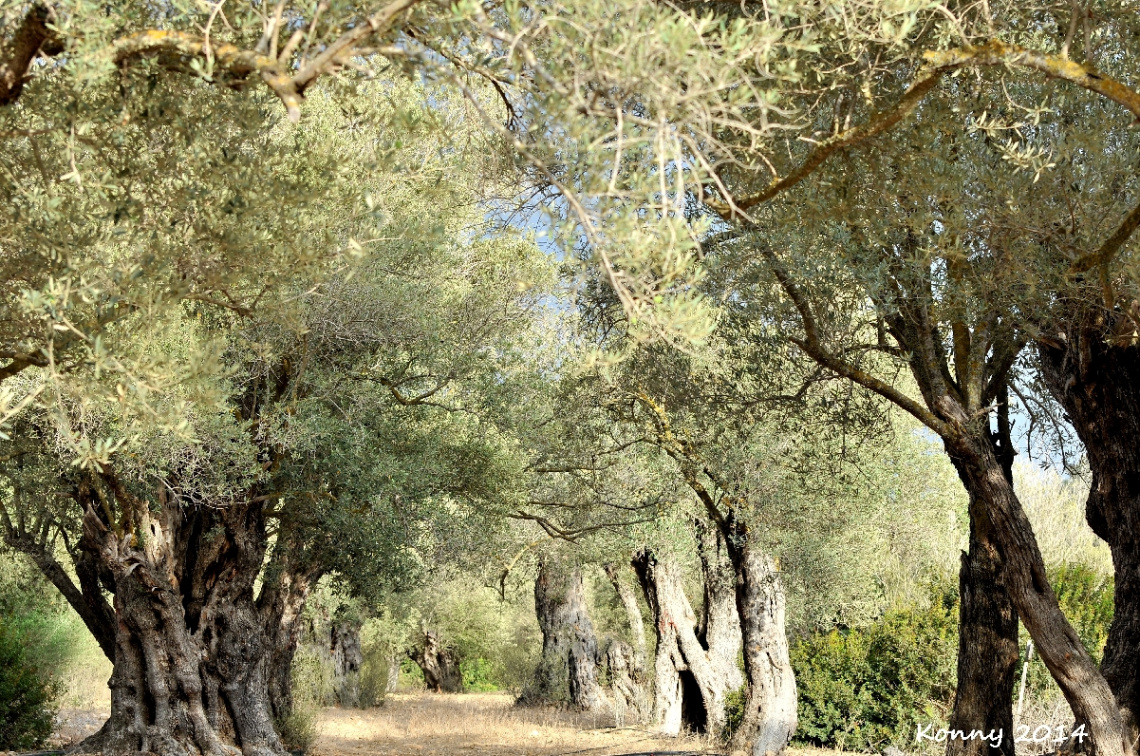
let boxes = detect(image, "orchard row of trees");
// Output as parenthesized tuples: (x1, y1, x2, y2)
(2, 1, 1140, 756)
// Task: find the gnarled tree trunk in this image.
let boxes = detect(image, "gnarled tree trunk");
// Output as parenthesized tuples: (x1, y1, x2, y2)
(696, 520, 744, 694)
(1040, 319, 1140, 746)
(946, 396, 1020, 756)
(70, 493, 288, 756)
(632, 545, 740, 736)
(722, 522, 797, 756)
(604, 562, 648, 671)
(330, 619, 364, 707)
(408, 630, 463, 693)
(604, 562, 650, 721)
(938, 394, 1129, 756)
(947, 501, 1020, 756)
(257, 544, 323, 723)
(524, 555, 606, 711)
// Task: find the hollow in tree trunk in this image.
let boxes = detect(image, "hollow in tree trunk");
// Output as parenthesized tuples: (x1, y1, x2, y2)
(69, 493, 288, 756)
(524, 555, 606, 711)
(632, 545, 740, 737)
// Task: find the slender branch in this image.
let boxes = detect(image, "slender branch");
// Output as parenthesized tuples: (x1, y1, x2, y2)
(4, 0, 424, 121)
(0, 4, 62, 105)
(757, 244, 950, 434)
(712, 40, 1140, 218)
(1069, 193, 1140, 275)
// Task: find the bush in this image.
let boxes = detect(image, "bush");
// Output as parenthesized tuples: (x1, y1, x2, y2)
(791, 586, 958, 751)
(461, 657, 498, 692)
(0, 617, 62, 750)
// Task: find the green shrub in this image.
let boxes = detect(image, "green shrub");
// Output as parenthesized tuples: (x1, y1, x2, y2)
(461, 657, 498, 692)
(274, 705, 318, 753)
(0, 617, 62, 750)
(791, 586, 957, 751)
(723, 686, 746, 741)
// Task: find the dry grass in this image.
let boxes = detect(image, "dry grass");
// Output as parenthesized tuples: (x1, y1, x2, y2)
(310, 692, 719, 756)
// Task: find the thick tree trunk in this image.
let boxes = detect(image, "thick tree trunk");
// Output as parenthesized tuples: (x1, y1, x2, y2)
(946, 407, 1020, 756)
(330, 620, 364, 706)
(409, 630, 463, 693)
(257, 552, 321, 723)
(74, 496, 287, 756)
(947, 509, 1020, 756)
(632, 547, 740, 736)
(696, 520, 744, 694)
(1040, 322, 1140, 745)
(604, 639, 647, 723)
(524, 555, 606, 711)
(722, 523, 797, 756)
(938, 395, 1130, 756)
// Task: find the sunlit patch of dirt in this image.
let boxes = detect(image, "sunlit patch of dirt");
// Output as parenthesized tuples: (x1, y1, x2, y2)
(309, 692, 717, 756)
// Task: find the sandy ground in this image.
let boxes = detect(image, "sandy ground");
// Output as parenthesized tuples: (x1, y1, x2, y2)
(310, 693, 718, 756)
(48, 692, 846, 756)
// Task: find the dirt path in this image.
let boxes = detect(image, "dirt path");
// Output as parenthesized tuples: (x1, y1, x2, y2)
(310, 693, 718, 756)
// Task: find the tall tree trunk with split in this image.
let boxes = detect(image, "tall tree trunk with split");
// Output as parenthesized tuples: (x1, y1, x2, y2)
(632, 545, 740, 737)
(936, 395, 1128, 756)
(525, 556, 606, 711)
(604, 562, 650, 720)
(604, 561, 648, 672)
(1040, 316, 1140, 745)
(696, 520, 744, 695)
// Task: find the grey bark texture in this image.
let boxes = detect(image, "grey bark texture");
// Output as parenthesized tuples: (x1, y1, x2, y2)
(938, 393, 1130, 756)
(722, 523, 797, 756)
(603, 562, 651, 722)
(946, 403, 1019, 756)
(330, 620, 364, 707)
(59, 495, 292, 756)
(604, 562, 648, 671)
(632, 545, 741, 737)
(523, 555, 607, 711)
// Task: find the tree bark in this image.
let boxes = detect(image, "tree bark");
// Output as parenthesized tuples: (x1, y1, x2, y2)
(721, 522, 797, 756)
(330, 619, 364, 707)
(408, 630, 463, 693)
(604, 562, 648, 672)
(72, 494, 287, 756)
(632, 547, 740, 736)
(1040, 320, 1140, 745)
(256, 548, 322, 723)
(696, 519, 744, 694)
(525, 555, 606, 711)
(603, 562, 650, 721)
(947, 505, 1020, 756)
(946, 402, 1020, 756)
(937, 394, 1129, 756)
